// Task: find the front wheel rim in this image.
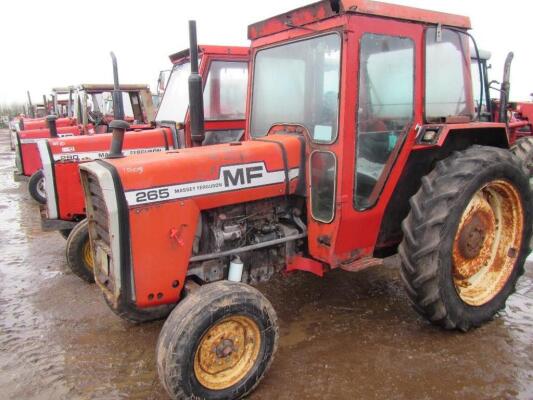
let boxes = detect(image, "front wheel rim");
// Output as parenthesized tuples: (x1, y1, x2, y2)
(82, 239, 94, 271)
(452, 179, 524, 306)
(37, 177, 46, 199)
(193, 315, 261, 390)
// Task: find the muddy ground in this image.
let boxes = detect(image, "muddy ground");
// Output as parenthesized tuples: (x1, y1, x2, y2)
(0, 129, 531, 400)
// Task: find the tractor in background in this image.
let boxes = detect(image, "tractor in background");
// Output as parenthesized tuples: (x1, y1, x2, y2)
(14, 83, 155, 203)
(39, 45, 249, 282)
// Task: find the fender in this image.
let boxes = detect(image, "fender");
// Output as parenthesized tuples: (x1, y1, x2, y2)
(412, 122, 509, 150)
(80, 134, 303, 312)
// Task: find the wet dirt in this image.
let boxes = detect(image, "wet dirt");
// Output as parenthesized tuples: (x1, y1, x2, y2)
(0, 129, 531, 400)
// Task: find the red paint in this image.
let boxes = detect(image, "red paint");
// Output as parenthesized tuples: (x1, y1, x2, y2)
(87, 1, 514, 310)
(44, 46, 250, 232)
(286, 255, 324, 277)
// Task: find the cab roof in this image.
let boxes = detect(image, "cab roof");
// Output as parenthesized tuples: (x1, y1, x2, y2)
(77, 84, 151, 93)
(248, 0, 471, 40)
(169, 45, 249, 64)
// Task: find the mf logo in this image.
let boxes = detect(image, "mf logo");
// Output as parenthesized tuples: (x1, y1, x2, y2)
(223, 165, 264, 187)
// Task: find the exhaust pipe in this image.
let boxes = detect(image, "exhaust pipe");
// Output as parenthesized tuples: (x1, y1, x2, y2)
(110, 52, 125, 120)
(27, 91, 34, 118)
(68, 88, 73, 118)
(47, 115, 58, 138)
(108, 51, 129, 158)
(43, 94, 48, 114)
(499, 52, 514, 123)
(108, 120, 130, 158)
(188, 20, 205, 144)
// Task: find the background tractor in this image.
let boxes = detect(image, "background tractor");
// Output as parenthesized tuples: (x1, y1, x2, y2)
(14, 83, 155, 203)
(39, 45, 249, 282)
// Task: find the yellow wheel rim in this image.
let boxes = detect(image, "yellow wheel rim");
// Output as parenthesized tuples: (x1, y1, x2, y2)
(82, 239, 94, 271)
(452, 180, 524, 306)
(193, 315, 261, 390)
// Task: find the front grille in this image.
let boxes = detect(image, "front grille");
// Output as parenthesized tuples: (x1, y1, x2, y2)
(85, 172, 111, 247)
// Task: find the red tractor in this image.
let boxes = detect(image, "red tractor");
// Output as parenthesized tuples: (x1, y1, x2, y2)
(81, 1, 532, 399)
(14, 83, 155, 203)
(39, 45, 249, 282)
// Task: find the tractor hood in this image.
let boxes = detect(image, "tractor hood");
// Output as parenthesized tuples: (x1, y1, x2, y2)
(23, 117, 76, 131)
(19, 125, 82, 141)
(84, 133, 305, 209)
(46, 128, 171, 163)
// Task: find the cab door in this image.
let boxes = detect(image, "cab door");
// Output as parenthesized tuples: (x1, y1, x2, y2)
(308, 16, 423, 266)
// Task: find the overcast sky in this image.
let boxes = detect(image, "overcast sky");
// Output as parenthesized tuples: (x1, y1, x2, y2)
(0, 0, 531, 104)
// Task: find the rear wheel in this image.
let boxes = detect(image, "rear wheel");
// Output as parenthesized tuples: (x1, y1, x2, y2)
(157, 281, 278, 400)
(511, 136, 533, 177)
(399, 146, 532, 331)
(29, 170, 46, 204)
(65, 219, 94, 283)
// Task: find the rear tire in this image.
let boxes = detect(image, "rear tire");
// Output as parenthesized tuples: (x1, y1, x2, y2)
(65, 219, 95, 283)
(157, 281, 278, 400)
(29, 170, 46, 204)
(399, 146, 532, 331)
(511, 136, 533, 177)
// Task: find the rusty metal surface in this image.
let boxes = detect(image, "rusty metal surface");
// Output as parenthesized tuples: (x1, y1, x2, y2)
(193, 315, 261, 391)
(248, 0, 471, 40)
(452, 180, 524, 306)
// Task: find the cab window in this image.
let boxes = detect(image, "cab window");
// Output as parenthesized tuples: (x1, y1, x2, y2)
(355, 34, 414, 210)
(425, 28, 474, 122)
(203, 61, 248, 120)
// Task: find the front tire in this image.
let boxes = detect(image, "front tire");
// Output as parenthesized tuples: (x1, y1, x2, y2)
(65, 219, 95, 283)
(29, 170, 46, 204)
(157, 281, 278, 400)
(399, 146, 532, 331)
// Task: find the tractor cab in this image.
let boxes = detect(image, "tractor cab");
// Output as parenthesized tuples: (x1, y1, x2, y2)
(14, 83, 155, 184)
(51, 87, 74, 118)
(155, 45, 249, 147)
(72, 83, 155, 134)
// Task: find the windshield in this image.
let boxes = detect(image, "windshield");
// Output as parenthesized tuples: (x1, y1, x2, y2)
(250, 33, 341, 142)
(156, 61, 191, 122)
(89, 92, 134, 118)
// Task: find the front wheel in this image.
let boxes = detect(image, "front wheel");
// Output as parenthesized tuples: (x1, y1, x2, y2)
(65, 219, 95, 283)
(29, 170, 46, 204)
(157, 281, 278, 400)
(399, 146, 532, 331)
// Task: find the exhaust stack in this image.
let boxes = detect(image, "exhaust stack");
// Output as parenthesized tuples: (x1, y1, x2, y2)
(47, 115, 58, 138)
(499, 52, 514, 123)
(27, 91, 34, 118)
(108, 51, 129, 158)
(188, 20, 205, 144)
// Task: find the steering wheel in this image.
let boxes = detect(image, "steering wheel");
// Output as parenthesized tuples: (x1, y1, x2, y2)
(87, 110, 105, 127)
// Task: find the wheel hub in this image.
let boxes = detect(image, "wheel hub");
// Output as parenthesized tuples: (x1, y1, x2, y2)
(458, 211, 489, 260)
(215, 338, 236, 358)
(452, 180, 523, 306)
(194, 315, 261, 390)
